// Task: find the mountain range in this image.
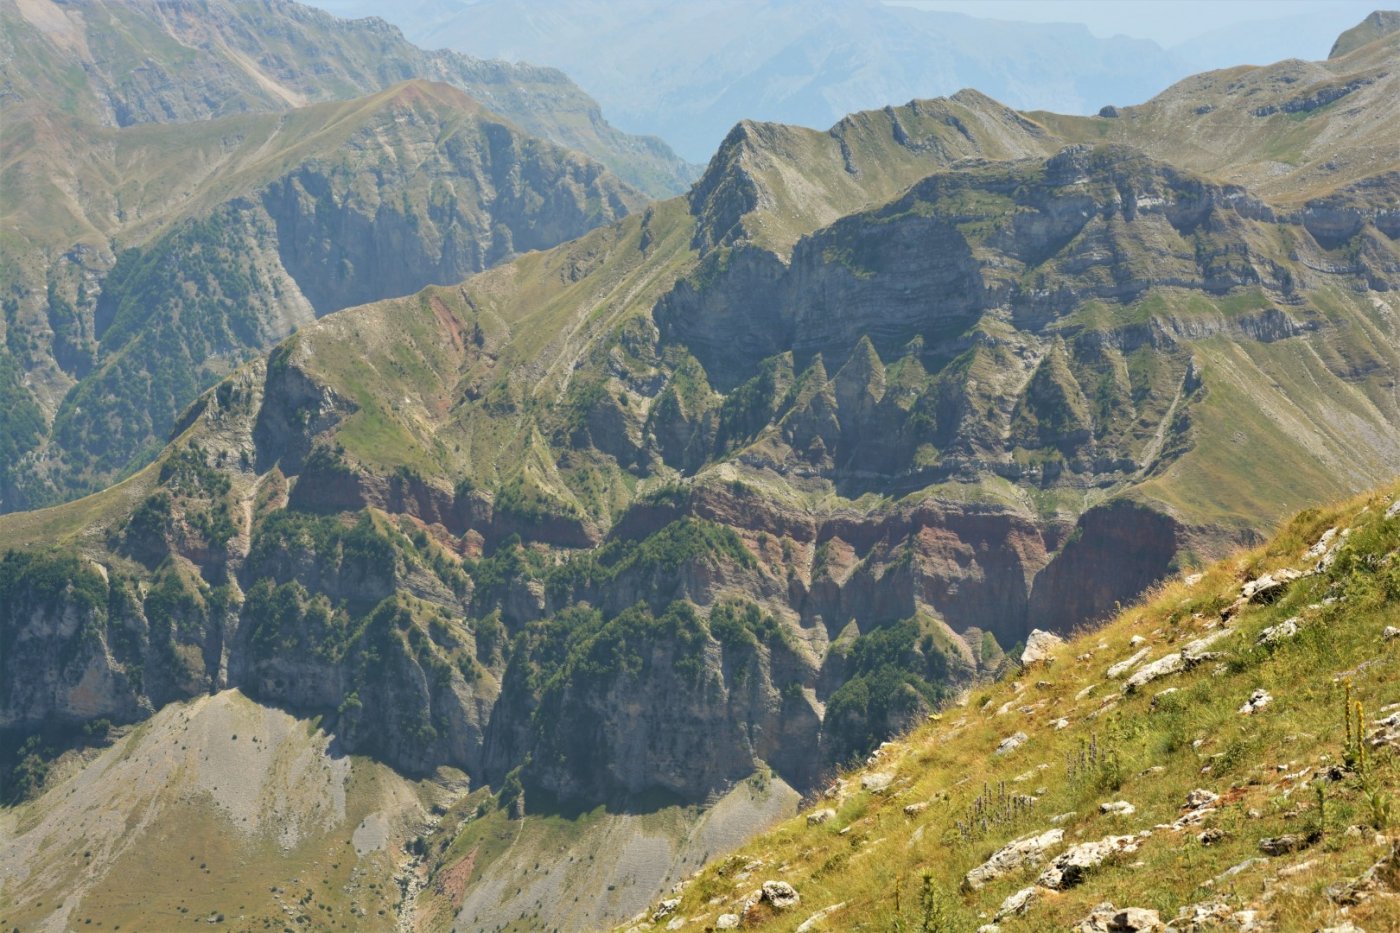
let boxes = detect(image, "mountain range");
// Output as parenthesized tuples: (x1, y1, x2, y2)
(310, 0, 1384, 163)
(0, 0, 695, 512)
(1, 4, 1399, 931)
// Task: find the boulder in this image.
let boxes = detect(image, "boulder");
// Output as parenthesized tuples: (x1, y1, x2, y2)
(1106, 647, 1151, 679)
(653, 898, 681, 921)
(995, 732, 1028, 755)
(1383, 626, 1400, 641)
(761, 880, 800, 910)
(807, 808, 836, 825)
(963, 829, 1064, 890)
(1039, 835, 1139, 889)
(716, 914, 740, 930)
(1238, 689, 1272, 715)
(1021, 630, 1065, 665)
(994, 886, 1038, 920)
(860, 771, 894, 793)
(1123, 653, 1183, 693)
(1258, 832, 1313, 856)
(1074, 903, 1164, 932)
(1099, 800, 1136, 816)
(1241, 568, 1302, 603)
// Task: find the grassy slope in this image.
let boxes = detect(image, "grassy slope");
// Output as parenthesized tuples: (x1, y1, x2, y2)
(701, 92, 1056, 257)
(637, 481, 1400, 931)
(1034, 30, 1400, 206)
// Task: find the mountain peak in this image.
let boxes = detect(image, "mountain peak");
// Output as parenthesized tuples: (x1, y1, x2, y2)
(1329, 9, 1400, 58)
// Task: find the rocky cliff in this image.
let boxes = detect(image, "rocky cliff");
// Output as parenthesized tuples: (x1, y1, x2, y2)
(0, 0, 692, 512)
(3, 81, 641, 509)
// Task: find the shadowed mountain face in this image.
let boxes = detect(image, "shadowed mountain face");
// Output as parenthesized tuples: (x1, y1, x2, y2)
(1, 11, 1399, 933)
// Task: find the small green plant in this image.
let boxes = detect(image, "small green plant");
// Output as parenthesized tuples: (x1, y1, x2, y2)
(1367, 787, 1393, 832)
(918, 872, 953, 933)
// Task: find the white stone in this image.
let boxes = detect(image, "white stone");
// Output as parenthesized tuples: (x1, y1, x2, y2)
(994, 886, 1038, 920)
(1238, 688, 1272, 715)
(860, 771, 894, 793)
(716, 914, 740, 929)
(1123, 653, 1183, 693)
(1107, 647, 1151, 679)
(963, 829, 1064, 890)
(995, 732, 1028, 755)
(1021, 629, 1066, 665)
(761, 880, 800, 910)
(1099, 800, 1136, 817)
(1039, 835, 1139, 889)
(795, 902, 846, 933)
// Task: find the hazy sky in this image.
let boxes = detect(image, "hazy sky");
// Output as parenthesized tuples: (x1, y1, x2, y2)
(898, 0, 1379, 47)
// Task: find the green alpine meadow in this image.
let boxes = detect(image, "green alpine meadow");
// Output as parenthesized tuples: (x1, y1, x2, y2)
(1, 2, 1398, 930)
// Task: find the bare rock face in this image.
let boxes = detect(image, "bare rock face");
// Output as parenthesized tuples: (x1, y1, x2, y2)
(1029, 501, 1183, 633)
(0, 554, 211, 731)
(488, 602, 824, 802)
